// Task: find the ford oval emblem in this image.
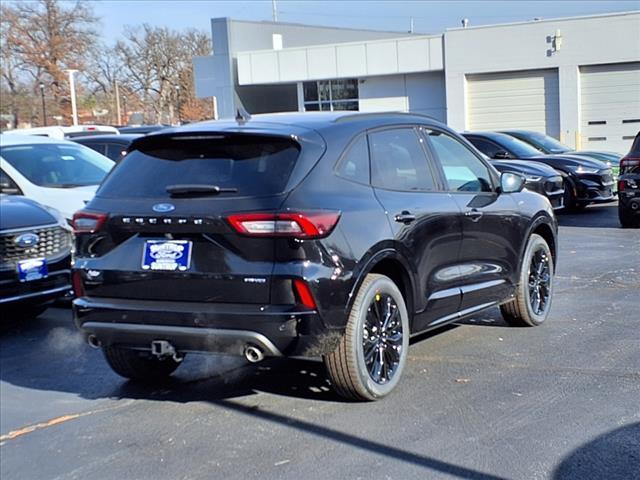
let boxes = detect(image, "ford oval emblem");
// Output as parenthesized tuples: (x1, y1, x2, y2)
(152, 203, 175, 213)
(15, 233, 39, 248)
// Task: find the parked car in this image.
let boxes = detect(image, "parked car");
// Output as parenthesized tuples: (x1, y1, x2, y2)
(117, 125, 169, 134)
(72, 112, 558, 401)
(0, 195, 72, 318)
(0, 134, 115, 220)
(617, 132, 640, 228)
(464, 132, 614, 210)
(3, 125, 119, 139)
(498, 130, 622, 176)
(489, 159, 564, 210)
(72, 134, 142, 162)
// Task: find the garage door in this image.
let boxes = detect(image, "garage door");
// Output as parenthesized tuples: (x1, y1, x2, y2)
(580, 62, 640, 154)
(467, 69, 560, 138)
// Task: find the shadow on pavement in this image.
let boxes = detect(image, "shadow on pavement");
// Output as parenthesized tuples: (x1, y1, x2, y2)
(553, 423, 640, 480)
(556, 203, 620, 229)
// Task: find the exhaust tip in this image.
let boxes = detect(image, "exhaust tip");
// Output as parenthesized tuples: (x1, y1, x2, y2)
(87, 334, 101, 348)
(244, 344, 265, 363)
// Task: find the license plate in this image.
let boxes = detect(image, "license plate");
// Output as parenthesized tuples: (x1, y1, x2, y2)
(142, 240, 192, 272)
(17, 258, 48, 282)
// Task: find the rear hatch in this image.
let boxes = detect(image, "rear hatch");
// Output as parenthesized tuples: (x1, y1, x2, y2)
(77, 130, 325, 304)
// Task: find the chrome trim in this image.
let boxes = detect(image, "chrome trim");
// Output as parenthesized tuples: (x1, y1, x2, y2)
(427, 301, 498, 327)
(426, 287, 461, 302)
(0, 284, 71, 304)
(80, 322, 284, 357)
(0, 222, 60, 235)
(460, 279, 505, 295)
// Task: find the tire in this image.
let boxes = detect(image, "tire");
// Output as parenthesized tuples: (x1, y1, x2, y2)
(619, 204, 640, 228)
(103, 346, 182, 382)
(323, 274, 410, 401)
(501, 234, 554, 327)
(562, 183, 587, 211)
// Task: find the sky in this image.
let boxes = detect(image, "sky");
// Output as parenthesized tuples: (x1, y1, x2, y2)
(89, 0, 640, 41)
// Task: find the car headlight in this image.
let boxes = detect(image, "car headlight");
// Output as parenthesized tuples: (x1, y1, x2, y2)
(525, 175, 542, 182)
(574, 165, 599, 174)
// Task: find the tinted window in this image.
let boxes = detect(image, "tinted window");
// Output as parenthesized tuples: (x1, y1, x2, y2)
(466, 137, 502, 158)
(97, 136, 300, 198)
(493, 134, 541, 158)
(426, 131, 493, 192)
(106, 143, 127, 161)
(516, 131, 570, 154)
(369, 128, 435, 191)
(0, 143, 114, 188)
(81, 142, 106, 155)
(336, 136, 369, 184)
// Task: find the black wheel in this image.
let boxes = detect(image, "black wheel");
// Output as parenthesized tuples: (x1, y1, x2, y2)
(103, 346, 182, 382)
(501, 234, 554, 327)
(619, 204, 640, 228)
(323, 274, 409, 401)
(562, 183, 587, 211)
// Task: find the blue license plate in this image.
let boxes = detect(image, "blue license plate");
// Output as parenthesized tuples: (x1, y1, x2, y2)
(17, 258, 48, 282)
(142, 240, 192, 272)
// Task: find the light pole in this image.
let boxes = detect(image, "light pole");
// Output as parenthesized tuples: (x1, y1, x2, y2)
(175, 85, 181, 125)
(122, 96, 127, 125)
(39, 82, 47, 126)
(65, 69, 79, 126)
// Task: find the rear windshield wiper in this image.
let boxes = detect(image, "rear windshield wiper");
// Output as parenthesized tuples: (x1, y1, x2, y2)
(166, 184, 238, 197)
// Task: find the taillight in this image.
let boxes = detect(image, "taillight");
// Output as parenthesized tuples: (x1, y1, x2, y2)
(72, 211, 108, 234)
(227, 211, 340, 239)
(71, 271, 85, 298)
(618, 179, 626, 192)
(293, 279, 317, 309)
(620, 157, 640, 172)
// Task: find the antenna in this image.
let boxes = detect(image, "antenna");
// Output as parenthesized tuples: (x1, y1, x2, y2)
(235, 107, 252, 124)
(461, 18, 469, 28)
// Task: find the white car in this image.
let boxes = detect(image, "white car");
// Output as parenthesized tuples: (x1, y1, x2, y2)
(3, 125, 119, 139)
(0, 134, 114, 220)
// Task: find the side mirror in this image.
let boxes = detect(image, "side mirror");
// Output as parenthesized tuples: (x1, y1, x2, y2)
(500, 172, 525, 193)
(494, 151, 511, 159)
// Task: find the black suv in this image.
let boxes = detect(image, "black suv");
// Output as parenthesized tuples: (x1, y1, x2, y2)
(72, 113, 558, 400)
(618, 132, 640, 228)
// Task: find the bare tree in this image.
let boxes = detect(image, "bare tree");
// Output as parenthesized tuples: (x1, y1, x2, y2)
(0, 0, 99, 122)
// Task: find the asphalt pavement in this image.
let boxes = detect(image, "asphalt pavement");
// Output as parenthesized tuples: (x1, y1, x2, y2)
(1, 203, 639, 480)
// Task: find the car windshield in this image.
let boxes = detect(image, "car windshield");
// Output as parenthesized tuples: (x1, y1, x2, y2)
(496, 134, 543, 158)
(521, 132, 571, 153)
(0, 143, 114, 188)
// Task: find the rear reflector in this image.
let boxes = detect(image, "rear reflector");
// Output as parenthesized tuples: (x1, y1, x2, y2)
(71, 271, 85, 298)
(72, 211, 108, 234)
(293, 279, 317, 309)
(227, 211, 340, 239)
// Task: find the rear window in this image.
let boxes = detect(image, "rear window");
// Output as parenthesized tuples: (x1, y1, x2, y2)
(97, 135, 300, 198)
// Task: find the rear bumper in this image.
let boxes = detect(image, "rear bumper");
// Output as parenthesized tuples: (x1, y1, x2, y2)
(73, 297, 339, 357)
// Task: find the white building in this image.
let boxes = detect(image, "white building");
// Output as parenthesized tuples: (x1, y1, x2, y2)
(194, 11, 640, 153)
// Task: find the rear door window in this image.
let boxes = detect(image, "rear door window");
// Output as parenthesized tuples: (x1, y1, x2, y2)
(97, 135, 300, 198)
(466, 137, 502, 159)
(369, 128, 436, 191)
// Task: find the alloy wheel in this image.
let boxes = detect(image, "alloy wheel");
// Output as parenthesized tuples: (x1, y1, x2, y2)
(528, 249, 552, 315)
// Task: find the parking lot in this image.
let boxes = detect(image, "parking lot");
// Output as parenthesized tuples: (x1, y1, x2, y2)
(1, 202, 638, 480)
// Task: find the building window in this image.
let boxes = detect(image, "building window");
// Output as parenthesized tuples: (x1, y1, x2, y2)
(303, 79, 359, 111)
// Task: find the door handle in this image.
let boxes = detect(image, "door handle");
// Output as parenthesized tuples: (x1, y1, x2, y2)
(394, 211, 416, 224)
(464, 209, 483, 222)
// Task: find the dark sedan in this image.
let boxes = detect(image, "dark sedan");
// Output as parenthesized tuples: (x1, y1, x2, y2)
(490, 159, 564, 210)
(0, 195, 72, 318)
(498, 130, 622, 176)
(72, 134, 142, 162)
(464, 132, 615, 209)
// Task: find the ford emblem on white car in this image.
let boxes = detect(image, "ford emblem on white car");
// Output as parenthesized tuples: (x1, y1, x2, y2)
(152, 203, 175, 213)
(14, 233, 39, 248)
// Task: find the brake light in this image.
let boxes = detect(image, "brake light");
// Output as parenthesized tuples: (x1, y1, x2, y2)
(227, 211, 340, 238)
(618, 179, 626, 192)
(293, 279, 317, 309)
(71, 271, 85, 298)
(620, 157, 640, 168)
(72, 211, 108, 233)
